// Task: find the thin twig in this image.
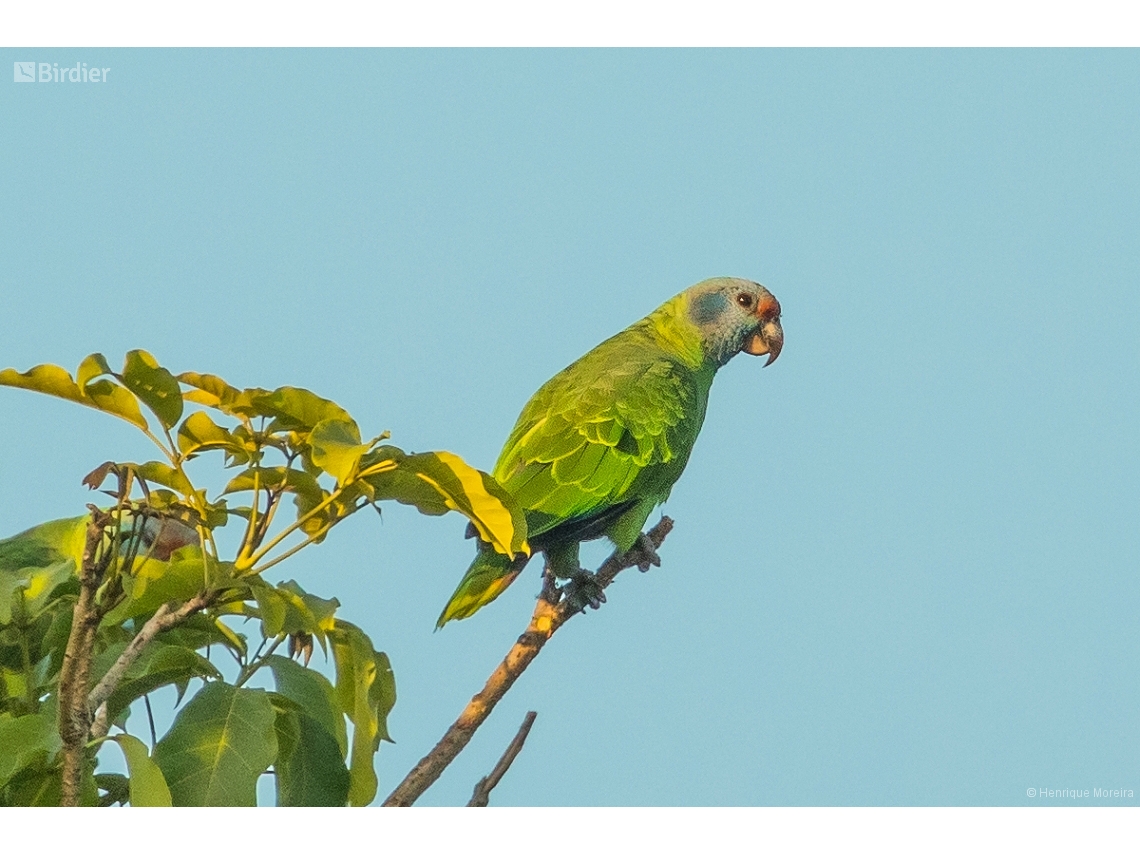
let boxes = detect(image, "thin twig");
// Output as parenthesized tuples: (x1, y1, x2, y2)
(467, 711, 538, 807)
(143, 695, 157, 749)
(233, 634, 285, 688)
(382, 516, 674, 807)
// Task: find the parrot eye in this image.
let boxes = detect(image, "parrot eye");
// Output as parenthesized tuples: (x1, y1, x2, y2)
(735, 293, 754, 309)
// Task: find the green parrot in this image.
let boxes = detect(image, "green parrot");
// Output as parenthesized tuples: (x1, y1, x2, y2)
(437, 276, 783, 626)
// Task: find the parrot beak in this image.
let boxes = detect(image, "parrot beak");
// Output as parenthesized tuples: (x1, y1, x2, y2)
(743, 318, 783, 365)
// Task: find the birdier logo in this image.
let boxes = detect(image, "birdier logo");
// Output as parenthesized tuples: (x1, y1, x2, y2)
(13, 61, 110, 83)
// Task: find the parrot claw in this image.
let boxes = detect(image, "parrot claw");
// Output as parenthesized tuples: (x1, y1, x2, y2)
(631, 533, 662, 572)
(562, 570, 607, 613)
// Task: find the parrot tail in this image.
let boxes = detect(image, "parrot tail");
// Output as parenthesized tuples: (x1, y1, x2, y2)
(436, 547, 531, 628)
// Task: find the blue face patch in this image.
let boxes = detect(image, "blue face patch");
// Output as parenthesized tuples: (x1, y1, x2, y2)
(690, 290, 728, 326)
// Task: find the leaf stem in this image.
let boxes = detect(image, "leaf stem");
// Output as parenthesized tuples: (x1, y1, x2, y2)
(144, 694, 157, 749)
(239, 486, 344, 571)
(234, 635, 285, 688)
(248, 520, 336, 576)
(237, 466, 263, 566)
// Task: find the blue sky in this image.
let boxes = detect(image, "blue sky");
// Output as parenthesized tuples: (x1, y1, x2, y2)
(1, 49, 1138, 805)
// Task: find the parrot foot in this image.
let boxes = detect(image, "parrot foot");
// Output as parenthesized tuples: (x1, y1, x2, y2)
(540, 565, 561, 605)
(562, 570, 607, 613)
(630, 532, 662, 572)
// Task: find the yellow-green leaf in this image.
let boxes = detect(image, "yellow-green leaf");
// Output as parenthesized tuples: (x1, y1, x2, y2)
(104, 546, 210, 624)
(0, 516, 88, 624)
(120, 350, 183, 430)
(177, 410, 236, 457)
(83, 378, 149, 430)
(177, 372, 265, 417)
(331, 621, 395, 806)
(224, 466, 323, 505)
(111, 734, 173, 807)
(0, 363, 86, 404)
(249, 386, 351, 432)
(370, 651, 396, 744)
(135, 461, 194, 496)
(76, 353, 113, 389)
(366, 451, 527, 557)
(249, 579, 339, 640)
(0, 359, 149, 430)
(309, 417, 365, 485)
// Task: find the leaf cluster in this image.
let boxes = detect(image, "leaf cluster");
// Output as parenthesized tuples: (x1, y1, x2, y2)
(0, 352, 527, 805)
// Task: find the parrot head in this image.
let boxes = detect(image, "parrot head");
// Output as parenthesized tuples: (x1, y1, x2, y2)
(684, 277, 784, 368)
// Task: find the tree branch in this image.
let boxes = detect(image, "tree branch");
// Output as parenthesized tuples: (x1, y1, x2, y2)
(58, 508, 115, 806)
(382, 516, 674, 807)
(87, 590, 215, 741)
(467, 710, 537, 806)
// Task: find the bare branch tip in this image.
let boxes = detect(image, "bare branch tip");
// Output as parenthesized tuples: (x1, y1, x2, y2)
(467, 710, 538, 807)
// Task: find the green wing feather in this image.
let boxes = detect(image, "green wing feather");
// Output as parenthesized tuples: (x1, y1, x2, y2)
(495, 334, 711, 535)
(438, 325, 715, 626)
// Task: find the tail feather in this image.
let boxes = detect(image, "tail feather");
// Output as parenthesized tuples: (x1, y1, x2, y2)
(437, 548, 530, 628)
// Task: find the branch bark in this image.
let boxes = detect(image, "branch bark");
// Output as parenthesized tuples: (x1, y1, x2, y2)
(58, 509, 114, 807)
(382, 516, 674, 807)
(58, 495, 218, 804)
(467, 710, 537, 806)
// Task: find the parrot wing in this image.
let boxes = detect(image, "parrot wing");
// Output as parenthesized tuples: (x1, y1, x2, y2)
(493, 339, 703, 548)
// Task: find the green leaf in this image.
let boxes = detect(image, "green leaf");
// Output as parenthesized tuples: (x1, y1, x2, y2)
(0, 559, 77, 627)
(265, 654, 347, 756)
(331, 621, 396, 806)
(161, 612, 245, 655)
(309, 417, 366, 485)
(0, 516, 87, 575)
(111, 734, 173, 807)
(101, 643, 222, 722)
(120, 350, 183, 430)
(210, 619, 248, 659)
(94, 772, 130, 806)
(177, 410, 237, 457)
(0, 711, 61, 788)
(152, 682, 278, 806)
(292, 485, 334, 542)
(278, 580, 338, 638)
(0, 516, 87, 624)
(273, 708, 350, 806)
(248, 387, 351, 432)
(1, 765, 68, 806)
(250, 582, 287, 637)
(248, 580, 339, 641)
(365, 450, 528, 557)
(371, 651, 396, 744)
